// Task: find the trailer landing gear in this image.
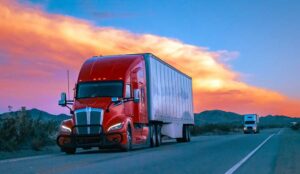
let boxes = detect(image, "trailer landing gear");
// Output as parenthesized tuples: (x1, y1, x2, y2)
(177, 125, 191, 143)
(149, 124, 162, 147)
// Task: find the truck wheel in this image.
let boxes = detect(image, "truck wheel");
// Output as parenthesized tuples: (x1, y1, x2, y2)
(63, 147, 76, 154)
(155, 124, 162, 147)
(122, 126, 132, 152)
(150, 124, 157, 147)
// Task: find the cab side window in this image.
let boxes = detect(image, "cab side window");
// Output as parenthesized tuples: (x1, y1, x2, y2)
(125, 84, 131, 98)
(137, 70, 144, 84)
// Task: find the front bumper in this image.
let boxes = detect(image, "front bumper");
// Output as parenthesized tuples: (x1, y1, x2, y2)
(57, 125, 124, 149)
(244, 127, 257, 133)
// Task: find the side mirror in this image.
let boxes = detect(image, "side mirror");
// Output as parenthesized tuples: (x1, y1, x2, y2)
(133, 89, 140, 103)
(58, 92, 67, 107)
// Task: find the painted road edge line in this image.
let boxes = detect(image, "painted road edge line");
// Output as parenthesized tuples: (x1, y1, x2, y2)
(224, 133, 275, 174)
(0, 154, 59, 164)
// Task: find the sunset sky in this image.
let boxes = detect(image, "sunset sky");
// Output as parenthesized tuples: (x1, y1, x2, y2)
(0, 0, 300, 117)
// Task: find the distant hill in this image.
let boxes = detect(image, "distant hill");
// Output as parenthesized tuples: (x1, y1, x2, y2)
(194, 110, 243, 125)
(260, 115, 300, 127)
(194, 110, 300, 127)
(0, 109, 70, 122)
(1, 108, 299, 127)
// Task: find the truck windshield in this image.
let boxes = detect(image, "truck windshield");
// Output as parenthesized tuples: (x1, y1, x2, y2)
(76, 81, 123, 99)
(245, 121, 255, 124)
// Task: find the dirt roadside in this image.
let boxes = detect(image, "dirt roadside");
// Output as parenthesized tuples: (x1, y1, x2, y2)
(274, 128, 300, 173)
(0, 145, 60, 160)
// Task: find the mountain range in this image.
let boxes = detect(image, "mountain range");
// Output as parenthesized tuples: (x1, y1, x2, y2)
(1, 109, 299, 127)
(0, 108, 70, 122)
(195, 110, 300, 127)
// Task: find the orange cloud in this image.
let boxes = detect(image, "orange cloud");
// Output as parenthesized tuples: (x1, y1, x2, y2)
(0, 0, 300, 116)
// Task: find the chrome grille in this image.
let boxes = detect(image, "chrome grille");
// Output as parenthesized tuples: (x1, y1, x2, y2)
(74, 108, 103, 135)
(76, 111, 88, 134)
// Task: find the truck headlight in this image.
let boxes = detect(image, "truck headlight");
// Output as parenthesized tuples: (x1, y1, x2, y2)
(60, 125, 72, 134)
(243, 127, 247, 130)
(107, 122, 123, 132)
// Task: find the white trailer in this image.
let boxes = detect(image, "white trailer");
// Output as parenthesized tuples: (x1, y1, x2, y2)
(145, 53, 194, 140)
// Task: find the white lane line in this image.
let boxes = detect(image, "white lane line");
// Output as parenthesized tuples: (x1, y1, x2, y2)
(0, 154, 59, 164)
(224, 133, 275, 174)
(277, 129, 283, 135)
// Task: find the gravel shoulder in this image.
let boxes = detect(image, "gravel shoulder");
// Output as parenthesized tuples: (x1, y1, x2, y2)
(274, 128, 300, 174)
(0, 145, 60, 160)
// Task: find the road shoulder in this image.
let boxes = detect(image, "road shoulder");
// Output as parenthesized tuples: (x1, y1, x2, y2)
(0, 145, 60, 160)
(274, 129, 300, 174)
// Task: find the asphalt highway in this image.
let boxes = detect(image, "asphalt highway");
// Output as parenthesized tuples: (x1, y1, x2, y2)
(0, 128, 299, 174)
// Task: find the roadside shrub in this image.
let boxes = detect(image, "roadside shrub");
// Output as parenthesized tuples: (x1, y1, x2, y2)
(0, 111, 58, 151)
(191, 124, 289, 136)
(290, 123, 300, 130)
(260, 124, 286, 129)
(191, 124, 242, 136)
(31, 137, 45, 151)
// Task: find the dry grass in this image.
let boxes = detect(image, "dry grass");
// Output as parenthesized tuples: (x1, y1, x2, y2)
(0, 111, 58, 151)
(191, 124, 242, 135)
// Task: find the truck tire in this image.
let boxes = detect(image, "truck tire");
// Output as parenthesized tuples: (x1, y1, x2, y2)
(122, 126, 132, 152)
(63, 147, 76, 154)
(155, 124, 162, 147)
(150, 124, 157, 147)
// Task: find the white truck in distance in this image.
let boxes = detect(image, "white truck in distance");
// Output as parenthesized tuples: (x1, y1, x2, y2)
(243, 114, 259, 134)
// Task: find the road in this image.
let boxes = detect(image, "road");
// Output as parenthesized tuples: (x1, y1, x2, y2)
(0, 128, 299, 174)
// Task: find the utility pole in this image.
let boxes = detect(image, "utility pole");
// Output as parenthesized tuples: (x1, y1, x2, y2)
(67, 70, 70, 100)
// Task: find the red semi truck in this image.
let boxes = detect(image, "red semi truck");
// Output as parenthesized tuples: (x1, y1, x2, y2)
(57, 53, 194, 154)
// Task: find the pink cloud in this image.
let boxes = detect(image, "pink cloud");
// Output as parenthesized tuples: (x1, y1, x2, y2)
(0, 0, 299, 117)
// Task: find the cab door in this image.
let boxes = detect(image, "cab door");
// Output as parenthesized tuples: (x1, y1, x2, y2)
(131, 68, 147, 123)
(131, 68, 147, 144)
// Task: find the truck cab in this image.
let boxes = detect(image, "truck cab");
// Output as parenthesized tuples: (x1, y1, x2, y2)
(57, 54, 149, 154)
(243, 114, 259, 134)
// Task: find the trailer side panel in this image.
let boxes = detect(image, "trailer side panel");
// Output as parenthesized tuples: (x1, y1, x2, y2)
(144, 54, 194, 125)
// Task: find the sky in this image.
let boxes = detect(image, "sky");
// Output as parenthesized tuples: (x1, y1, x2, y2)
(0, 0, 300, 117)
